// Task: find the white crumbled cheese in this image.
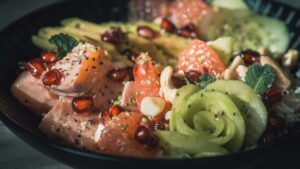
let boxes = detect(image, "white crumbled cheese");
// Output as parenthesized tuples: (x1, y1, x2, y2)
(94, 123, 105, 143)
(141, 97, 166, 117)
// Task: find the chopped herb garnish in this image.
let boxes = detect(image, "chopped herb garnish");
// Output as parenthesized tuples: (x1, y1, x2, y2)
(198, 74, 216, 89)
(49, 33, 78, 59)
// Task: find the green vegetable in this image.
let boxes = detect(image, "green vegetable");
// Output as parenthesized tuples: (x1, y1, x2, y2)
(245, 64, 276, 95)
(155, 130, 228, 158)
(198, 74, 215, 89)
(208, 37, 234, 65)
(170, 85, 245, 153)
(206, 80, 268, 147)
(49, 33, 78, 58)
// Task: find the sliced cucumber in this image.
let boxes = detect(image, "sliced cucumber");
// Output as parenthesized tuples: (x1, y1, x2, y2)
(201, 8, 289, 58)
(212, 0, 250, 11)
(155, 130, 228, 158)
(206, 80, 268, 147)
(208, 37, 234, 65)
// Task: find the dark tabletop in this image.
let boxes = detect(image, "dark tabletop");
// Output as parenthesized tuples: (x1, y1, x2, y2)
(0, 0, 299, 169)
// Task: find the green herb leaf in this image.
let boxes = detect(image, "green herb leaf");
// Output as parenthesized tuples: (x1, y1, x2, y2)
(49, 33, 78, 58)
(198, 74, 216, 89)
(245, 64, 276, 95)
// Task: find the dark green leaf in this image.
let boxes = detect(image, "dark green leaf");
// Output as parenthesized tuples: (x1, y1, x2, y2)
(198, 74, 216, 88)
(245, 64, 276, 95)
(49, 33, 78, 58)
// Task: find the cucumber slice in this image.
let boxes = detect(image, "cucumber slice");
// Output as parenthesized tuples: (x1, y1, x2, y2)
(212, 0, 250, 11)
(201, 9, 289, 58)
(171, 85, 200, 131)
(155, 130, 228, 158)
(179, 91, 245, 152)
(206, 80, 268, 147)
(208, 37, 234, 65)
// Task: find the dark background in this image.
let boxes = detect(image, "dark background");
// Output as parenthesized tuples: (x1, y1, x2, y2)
(0, 0, 299, 169)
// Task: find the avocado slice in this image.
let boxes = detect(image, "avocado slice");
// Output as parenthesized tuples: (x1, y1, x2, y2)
(206, 80, 268, 147)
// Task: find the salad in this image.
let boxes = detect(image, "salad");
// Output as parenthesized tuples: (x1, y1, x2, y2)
(11, 0, 300, 158)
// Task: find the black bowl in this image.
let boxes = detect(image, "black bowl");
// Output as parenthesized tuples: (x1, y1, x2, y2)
(0, 0, 300, 169)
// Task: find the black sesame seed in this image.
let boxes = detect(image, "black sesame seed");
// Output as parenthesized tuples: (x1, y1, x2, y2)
(233, 112, 236, 116)
(176, 93, 180, 96)
(56, 128, 60, 132)
(92, 66, 96, 69)
(100, 62, 104, 65)
(188, 105, 191, 108)
(93, 58, 96, 61)
(85, 68, 88, 72)
(74, 139, 79, 145)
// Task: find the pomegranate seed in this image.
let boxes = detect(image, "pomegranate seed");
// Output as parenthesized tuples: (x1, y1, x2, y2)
(121, 49, 138, 63)
(109, 105, 122, 118)
(268, 115, 285, 130)
(186, 70, 201, 84)
(25, 58, 46, 78)
(137, 26, 157, 40)
(161, 18, 176, 33)
(107, 68, 128, 82)
(153, 121, 166, 130)
(41, 51, 57, 63)
(177, 24, 197, 39)
(137, 116, 153, 129)
(263, 85, 283, 106)
(147, 135, 160, 149)
(135, 126, 151, 144)
(171, 76, 186, 88)
(101, 27, 125, 44)
(240, 50, 260, 66)
(72, 96, 95, 113)
(42, 69, 63, 86)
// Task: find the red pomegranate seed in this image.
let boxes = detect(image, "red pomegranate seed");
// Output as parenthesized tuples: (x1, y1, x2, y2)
(137, 26, 157, 40)
(121, 49, 138, 63)
(176, 24, 197, 39)
(161, 18, 176, 33)
(41, 51, 57, 63)
(109, 105, 122, 118)
(153, 121, 166, 130)
(135, 126, 151, 144)
(147, 135, 160, 149)
(101, 27, 125, 44)
(240, 50, 260, 66)
(137, 116, 153, 129)
(268, 115, 285, 130)
(263, 85, 283, 106)
(25, 58, 46, 78)
(42, 69, 63, 86)
(171, 76, 186, 88)
(107, 68, 128, 82)
(72, 96, 95, 113)
(186, 70, 201, 84)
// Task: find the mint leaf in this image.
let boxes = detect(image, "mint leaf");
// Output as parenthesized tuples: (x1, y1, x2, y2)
(245, 64, 275, 95)
(198, 74, 216, 88)
(49, 33, 78, 58)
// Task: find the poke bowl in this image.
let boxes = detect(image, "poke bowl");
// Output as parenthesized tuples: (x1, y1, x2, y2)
(0, 0, 300, 168)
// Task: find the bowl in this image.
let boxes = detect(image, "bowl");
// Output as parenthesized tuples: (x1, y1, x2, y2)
(0, 0, 300, 168)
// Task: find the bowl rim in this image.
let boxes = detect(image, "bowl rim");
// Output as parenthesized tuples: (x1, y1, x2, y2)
(0, 0, 300, 162)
